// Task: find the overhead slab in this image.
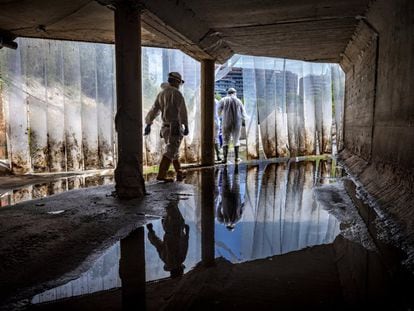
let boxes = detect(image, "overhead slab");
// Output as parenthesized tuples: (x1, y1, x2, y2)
(0, 0, 371, 63)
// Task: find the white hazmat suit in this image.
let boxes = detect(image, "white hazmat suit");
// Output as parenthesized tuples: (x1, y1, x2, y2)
(214, 99, 221, 145)
(217, 93, 248, 147)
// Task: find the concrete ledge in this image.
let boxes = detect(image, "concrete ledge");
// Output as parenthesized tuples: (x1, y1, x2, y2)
(339, 149, 414, 269)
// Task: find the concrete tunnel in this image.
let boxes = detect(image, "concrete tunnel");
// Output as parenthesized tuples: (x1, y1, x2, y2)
(0, 0, 413, 309)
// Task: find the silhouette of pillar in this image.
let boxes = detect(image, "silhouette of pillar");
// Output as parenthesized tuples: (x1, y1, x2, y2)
(201, 59, 216, 166)
(119, 227, 146, 310)
(201, 168, 215, 266)
(114, 1, 146, 198)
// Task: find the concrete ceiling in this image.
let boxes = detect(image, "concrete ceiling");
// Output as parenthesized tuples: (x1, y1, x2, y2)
(0, 0, 371, 63)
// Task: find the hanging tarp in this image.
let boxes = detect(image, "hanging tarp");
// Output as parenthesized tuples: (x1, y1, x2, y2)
(21, 39, 49, 172)
(0, 38, 31, 173)
(331, 65, 345, 153)
(46, 40, 66, 172)
(0, 38, 118, 173)
(285, 60, 301, 156)
(79, 43, 99, 170)
(241, 57, 259, 159)
(0, 38, 344, 174)
(223, 55, 344, 159)
(96, 44, 116, 168)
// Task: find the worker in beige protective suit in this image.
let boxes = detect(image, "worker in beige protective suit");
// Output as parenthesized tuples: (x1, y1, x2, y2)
(217, 88, 248, 163)
(146, 200, 189, 278)
(144, 72, 188, 181)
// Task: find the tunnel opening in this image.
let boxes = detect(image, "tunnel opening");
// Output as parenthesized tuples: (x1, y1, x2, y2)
(0, 38, 345, 176)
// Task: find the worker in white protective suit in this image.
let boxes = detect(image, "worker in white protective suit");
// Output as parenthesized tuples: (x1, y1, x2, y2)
(217, 88, 248, 163)
(144, 72, 188, 181)
(214, 98, 222, 162)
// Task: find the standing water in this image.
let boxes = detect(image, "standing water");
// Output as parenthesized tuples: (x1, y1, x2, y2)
(1, 159, 412, 310)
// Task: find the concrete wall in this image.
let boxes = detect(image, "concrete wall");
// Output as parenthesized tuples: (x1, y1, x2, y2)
(342, 22, 377, 161)
(340, 0, 414, 262)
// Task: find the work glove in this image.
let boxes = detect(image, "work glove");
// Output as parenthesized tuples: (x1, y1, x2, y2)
(144, 124, 151, 135)
(183, 125, 189, 136)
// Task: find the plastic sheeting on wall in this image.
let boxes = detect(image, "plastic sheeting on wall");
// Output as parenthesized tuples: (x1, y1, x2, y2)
(0, 38, 344, 173)
(331, 65, 346, 153)
(0, 40, 201, 173)
(1, 40, 31, 173)
(0, 38, 117, 173)
(223, 56, 345, 160)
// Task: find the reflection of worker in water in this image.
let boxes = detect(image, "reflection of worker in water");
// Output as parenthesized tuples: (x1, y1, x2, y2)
(216, 165, 245, 231)
(146, 200, 189, 278)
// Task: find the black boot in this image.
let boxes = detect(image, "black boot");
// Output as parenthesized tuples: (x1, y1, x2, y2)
(215, 143, 222, 161)
(234, 146, 241, 163)
(222, 145, 228, 164)
(157, 155, 174, 182)
(172, 159, 186, 181)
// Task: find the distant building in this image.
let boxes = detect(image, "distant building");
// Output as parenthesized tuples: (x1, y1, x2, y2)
(215, 67, 298, 104)
(299, 74, 330, 99)
(215, 67, 244, 100)
(264, 69, 298, 99)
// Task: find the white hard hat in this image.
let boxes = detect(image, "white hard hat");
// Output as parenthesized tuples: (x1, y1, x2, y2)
(227, 87, 236, 94)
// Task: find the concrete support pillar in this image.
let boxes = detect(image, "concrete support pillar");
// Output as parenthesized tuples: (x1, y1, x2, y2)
(201, 168, 215, 267)
(200, 59, 216, 166)
(119, 227, 146, 310)
(114, 1, 145, 198)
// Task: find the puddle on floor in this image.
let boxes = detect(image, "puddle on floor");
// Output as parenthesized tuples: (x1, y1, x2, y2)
(0, 174, 114, 207)
(5, 159, 413, 310)
(30, 160, 342, 304)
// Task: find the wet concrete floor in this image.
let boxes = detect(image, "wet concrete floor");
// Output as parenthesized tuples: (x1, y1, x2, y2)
(1, 159, 413, 310)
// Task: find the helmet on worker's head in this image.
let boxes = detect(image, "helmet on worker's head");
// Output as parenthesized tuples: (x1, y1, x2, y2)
(227, 87, 236, 95)
(168, 72, 185, 84)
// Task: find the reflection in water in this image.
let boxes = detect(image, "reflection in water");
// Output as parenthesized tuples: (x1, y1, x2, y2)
(0, 175, 114, 207)
(216, 166, 245, 231)
(147, 200, 189, 278)
(30, 160, 341, 306)
(214, 161, 340, 262)
(15, 160, 414, 310)
(201, 168, 215, 266)
(31, 243, 122, 304)
(119, 227, 145, 311)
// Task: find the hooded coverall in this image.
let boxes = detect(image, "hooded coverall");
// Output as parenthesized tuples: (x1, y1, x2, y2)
(216, 166, 245, 230)
(214, 99, 222, 145)
(217, 94, 248, 147)
(145, 85, 188, 160)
